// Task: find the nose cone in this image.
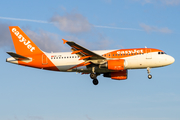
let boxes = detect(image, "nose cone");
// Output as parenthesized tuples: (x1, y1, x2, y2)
(168, 56, 175, 65)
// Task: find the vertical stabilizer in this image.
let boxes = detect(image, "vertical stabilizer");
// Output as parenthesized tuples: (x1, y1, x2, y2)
(8, 26, 59, 71)
(9, 26, 42, 55)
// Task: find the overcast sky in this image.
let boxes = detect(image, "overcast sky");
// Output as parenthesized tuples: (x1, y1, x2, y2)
(0, 0, 180, 120)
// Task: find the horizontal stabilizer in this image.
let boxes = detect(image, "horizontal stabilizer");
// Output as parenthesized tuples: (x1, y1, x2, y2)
(7, 52, 30, 60)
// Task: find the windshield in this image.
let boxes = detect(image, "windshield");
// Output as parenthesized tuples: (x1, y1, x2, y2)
(158, 52, 166, 54)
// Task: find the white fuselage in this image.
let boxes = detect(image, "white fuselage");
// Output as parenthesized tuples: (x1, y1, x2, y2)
(44, 50, 174, 73)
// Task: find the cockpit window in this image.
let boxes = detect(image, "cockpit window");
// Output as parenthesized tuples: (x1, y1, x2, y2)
(158, 52, 166, 54)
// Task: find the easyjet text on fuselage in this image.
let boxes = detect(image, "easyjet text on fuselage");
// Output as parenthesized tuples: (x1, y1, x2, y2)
(117, 49, 143, 54)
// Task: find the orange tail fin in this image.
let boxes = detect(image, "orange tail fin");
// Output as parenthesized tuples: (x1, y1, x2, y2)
(8, 26, 59, 71)
(9, 26, 42, 55)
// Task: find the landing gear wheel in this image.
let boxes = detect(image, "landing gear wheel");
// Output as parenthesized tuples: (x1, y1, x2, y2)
(148, 74, 152, 79)
(93, 79, 99, 85)
(90, 73, 97, 79)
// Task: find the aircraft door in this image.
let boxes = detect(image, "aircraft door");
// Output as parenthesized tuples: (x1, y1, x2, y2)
(42, 54, 48, 65)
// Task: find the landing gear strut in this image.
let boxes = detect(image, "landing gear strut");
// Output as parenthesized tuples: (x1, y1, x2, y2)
(147, 67, 152, 79)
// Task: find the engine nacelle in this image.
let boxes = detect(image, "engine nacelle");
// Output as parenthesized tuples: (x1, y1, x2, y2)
(99, 59, 126, 70)
(103, 70, 128, 80)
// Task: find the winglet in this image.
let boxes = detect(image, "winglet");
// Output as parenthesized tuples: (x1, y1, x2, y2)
(62, 39, 68, 44)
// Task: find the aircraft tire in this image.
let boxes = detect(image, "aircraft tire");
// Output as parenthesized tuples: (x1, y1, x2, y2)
(90, 73, 97, 79)
(148, 74, 152, 79)
(93, 79, 99, 85)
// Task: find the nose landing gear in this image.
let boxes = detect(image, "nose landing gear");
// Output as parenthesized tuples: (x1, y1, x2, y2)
(148, 74, 152, 79)
(147, 67, 152, 79)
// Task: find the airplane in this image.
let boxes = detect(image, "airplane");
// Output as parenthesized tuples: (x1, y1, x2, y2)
(6, 26, 175, 85)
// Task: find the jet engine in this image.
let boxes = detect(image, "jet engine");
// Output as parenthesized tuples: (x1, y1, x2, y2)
(103, 70, 128, 80)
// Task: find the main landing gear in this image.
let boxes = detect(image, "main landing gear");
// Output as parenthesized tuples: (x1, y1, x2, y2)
(90, 73, 99, 85)
(90, 67, 99, 85)
(147, 67, 152, 79)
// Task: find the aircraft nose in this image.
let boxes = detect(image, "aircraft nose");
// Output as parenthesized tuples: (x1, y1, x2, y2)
(168, 56, 175, 64)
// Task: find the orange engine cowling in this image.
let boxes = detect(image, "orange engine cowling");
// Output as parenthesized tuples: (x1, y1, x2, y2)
(99, 59, 125, 70)
(108, 59, 125, 70)
(103, 70, 128, 80)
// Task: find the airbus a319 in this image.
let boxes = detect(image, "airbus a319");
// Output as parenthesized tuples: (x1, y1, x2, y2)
(6, 26, 175, 85)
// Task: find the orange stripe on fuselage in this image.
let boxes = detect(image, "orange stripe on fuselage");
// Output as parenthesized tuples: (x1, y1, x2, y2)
(102, 48, 163, 59)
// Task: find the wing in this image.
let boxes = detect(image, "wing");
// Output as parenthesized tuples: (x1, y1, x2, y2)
(62, 39, 106, 61)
